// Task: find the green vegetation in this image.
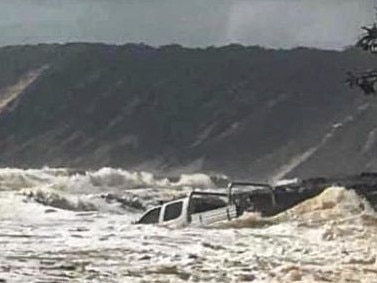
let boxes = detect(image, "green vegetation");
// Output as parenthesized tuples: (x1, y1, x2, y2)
(347, 19, 377, 95)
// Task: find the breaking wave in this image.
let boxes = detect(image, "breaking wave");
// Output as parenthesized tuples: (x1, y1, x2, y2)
(218, 187, 377, 230)
(21, 187, 97, 212)
(0, 167, 219, 192)
(0, 167, 224, 213)
(173, 173, 216, 188)
(274, 186, 373, 224)
(0, 167, 70, 191)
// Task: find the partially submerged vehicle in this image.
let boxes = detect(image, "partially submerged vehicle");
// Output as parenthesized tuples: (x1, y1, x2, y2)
(135, 181, 324, 226)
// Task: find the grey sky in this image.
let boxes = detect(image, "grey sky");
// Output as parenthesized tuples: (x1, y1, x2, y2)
(0, 0, 375, 49)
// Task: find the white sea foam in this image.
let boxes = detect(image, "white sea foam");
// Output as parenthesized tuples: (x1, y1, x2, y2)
(172, 173, 215, 188)
(0, 167, 218, 192)
(20, 186, 97, 212)
(0, 168, 376, 282)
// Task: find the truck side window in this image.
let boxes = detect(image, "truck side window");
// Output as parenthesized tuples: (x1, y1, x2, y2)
(138, 207, 161, 224)
(163, 201, 183, 221)
(190, 197, 227, 214)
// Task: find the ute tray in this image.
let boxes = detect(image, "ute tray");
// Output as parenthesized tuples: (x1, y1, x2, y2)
(190, 205, 237, 226)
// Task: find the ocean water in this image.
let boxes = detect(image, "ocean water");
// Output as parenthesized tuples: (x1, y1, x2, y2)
(0, 167, 376, 283)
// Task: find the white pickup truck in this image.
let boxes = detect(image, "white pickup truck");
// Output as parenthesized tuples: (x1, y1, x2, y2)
(135, 182, 276, 226)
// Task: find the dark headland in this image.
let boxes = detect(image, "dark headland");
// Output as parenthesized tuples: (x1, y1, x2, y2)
(0, 43, 377, 180)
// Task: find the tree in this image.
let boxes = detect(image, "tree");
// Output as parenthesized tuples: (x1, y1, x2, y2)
(346, 23, 377, 95)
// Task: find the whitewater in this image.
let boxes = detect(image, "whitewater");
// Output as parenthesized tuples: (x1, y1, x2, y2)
(1, 167, 377, 283)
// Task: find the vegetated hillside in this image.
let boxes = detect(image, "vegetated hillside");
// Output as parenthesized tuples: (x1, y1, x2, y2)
(0, 43, 376, 180)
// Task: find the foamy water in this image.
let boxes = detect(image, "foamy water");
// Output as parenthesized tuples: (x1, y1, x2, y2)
(0, 168, 376, 282)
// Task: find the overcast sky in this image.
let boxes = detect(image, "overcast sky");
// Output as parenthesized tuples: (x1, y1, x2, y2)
(0, 0, 375, 49)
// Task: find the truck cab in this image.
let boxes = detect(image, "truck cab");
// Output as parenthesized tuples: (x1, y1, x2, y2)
(135, 191, 234, 226)
(136, 198, 189, 225)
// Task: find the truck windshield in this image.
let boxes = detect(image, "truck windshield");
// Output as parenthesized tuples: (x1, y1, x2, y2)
(138, 207, 161, 224)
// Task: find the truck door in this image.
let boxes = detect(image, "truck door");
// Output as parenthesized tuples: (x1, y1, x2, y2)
(162, 201, 183, 222)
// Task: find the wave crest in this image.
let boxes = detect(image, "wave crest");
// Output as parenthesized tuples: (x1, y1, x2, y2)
(21, 187, 97, 212)
(274, 186, 372, 223)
